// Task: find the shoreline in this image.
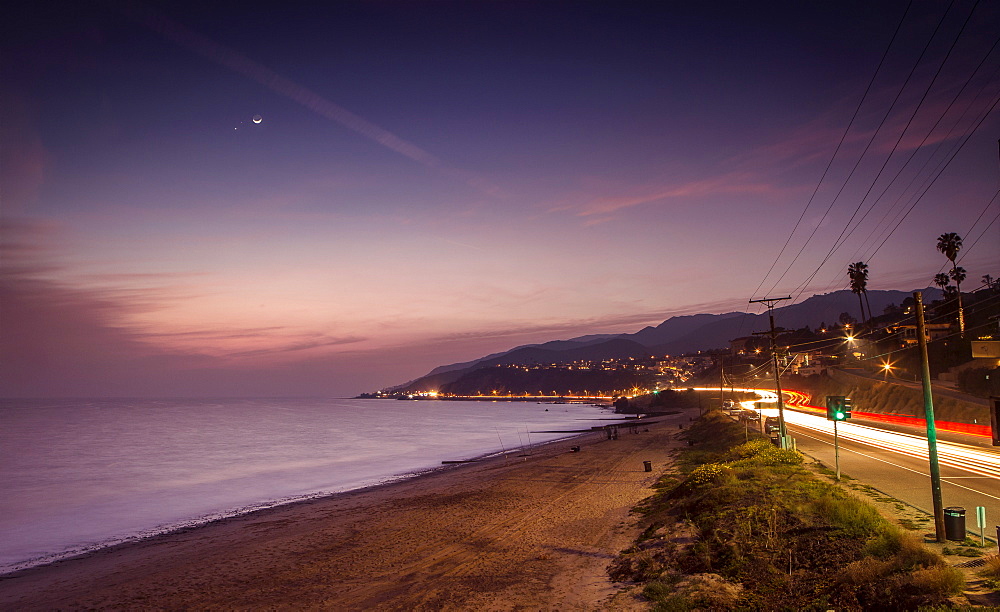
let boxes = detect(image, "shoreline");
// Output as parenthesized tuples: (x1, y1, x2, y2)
(0, 411, 690, 610)
(0, 402, 633, 577)
(0, 424, 604, 578)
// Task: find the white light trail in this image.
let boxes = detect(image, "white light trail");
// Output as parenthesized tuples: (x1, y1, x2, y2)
(693, 387, 1000, 479)
(783, 412, 1000, 479)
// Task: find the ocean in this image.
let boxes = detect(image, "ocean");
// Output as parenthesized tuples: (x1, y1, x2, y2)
(0, 397, 618, 574)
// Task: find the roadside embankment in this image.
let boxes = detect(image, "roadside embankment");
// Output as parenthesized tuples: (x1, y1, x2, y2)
(607, 411, 969, 610)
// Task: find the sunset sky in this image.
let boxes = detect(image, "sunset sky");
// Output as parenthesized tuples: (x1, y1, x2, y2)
(3, 0, 999, 397)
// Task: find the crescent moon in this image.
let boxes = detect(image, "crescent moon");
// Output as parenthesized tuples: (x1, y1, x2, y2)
(252, 115, 262, 124)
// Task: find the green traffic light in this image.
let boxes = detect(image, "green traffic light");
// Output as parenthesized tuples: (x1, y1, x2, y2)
(825, 395, 853, 421)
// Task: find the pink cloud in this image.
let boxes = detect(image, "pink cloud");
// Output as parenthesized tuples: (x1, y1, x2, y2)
(575, 172, 782, 217)
(225, 335, 368, 359)
(0, 266, 380, 397)
(0, 220, 367, 395)
(545, 169, 791, 222)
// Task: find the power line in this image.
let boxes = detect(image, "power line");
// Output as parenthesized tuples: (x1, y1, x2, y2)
(747, 0, 915, 303)
(836, 34, 1000, 269)
(811, 38, 1000, 294)
(865, 91, 1000, 262)
(764, 0, 961, 298)
(787, 0, 983, 301)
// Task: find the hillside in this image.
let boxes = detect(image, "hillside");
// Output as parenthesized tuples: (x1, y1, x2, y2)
(389, 288, 940, 393)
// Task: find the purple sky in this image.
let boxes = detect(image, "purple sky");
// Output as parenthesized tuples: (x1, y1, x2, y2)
(3, 1, 999, 397)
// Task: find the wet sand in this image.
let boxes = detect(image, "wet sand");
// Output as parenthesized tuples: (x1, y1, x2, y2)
(0, 412, 690, 610)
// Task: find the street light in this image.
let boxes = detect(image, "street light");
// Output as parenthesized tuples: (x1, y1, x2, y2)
(881, 361, 895, 380)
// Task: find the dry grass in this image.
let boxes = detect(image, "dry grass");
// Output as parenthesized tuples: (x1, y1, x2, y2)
(979, 555, 1000, 580)
(909, 565, 966, 595)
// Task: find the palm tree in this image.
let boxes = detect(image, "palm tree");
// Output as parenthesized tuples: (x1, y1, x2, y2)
(848, 262, 869, 323)
(936, 232, 965, 336)
(950, 266, 966, 287)
(983, 274, 996, 290)
(860, 262, 872, 323)
(937, 232, 962, 262)
(933, 272, 950, 291)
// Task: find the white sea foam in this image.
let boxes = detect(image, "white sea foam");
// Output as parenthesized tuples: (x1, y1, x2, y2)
(0, 397, 616, 573)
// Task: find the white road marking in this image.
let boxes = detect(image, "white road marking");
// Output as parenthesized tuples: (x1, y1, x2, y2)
(794, 430, 1000, 501)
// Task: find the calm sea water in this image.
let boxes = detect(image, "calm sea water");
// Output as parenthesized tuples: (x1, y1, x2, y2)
(0, 397, 617, 573)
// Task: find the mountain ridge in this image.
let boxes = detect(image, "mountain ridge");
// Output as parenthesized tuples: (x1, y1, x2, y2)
(390, 288, 939, 392)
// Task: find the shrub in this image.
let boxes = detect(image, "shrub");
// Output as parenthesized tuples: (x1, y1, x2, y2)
(642, 574, 689, 610)
(957, 366, 999, 398)
(979, 555, 1000, 579)
(907, 565, 964, 596)
(843, 556, 891, 584)
(610, 549, 664, 581)
(672, 573, 743, 608)
(865, 529, 940, 570)
(724, 439, 802, 468)
(686, 463, 729, 487)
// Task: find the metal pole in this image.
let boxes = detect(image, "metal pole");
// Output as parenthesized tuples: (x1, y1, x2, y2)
(914, 291, 946, 542)
(834, 419, 840, 481)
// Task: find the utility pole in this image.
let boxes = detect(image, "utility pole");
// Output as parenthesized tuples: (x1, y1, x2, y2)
(720, 357, 725, 410)
(750, 296, 792, 447)
(914, 291, 946, 542)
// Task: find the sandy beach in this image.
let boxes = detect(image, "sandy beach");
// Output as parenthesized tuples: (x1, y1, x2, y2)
(0, 412, 689, 610)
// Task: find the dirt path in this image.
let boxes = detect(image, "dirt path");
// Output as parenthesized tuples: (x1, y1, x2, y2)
(0, 413, 689, 610)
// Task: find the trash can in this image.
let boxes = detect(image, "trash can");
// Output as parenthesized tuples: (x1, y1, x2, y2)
(643, 460, 652, 472)
(944, 507, 966, 541)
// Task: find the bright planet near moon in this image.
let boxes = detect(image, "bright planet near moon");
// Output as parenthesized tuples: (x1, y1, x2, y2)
(252, 115, 262, 123)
